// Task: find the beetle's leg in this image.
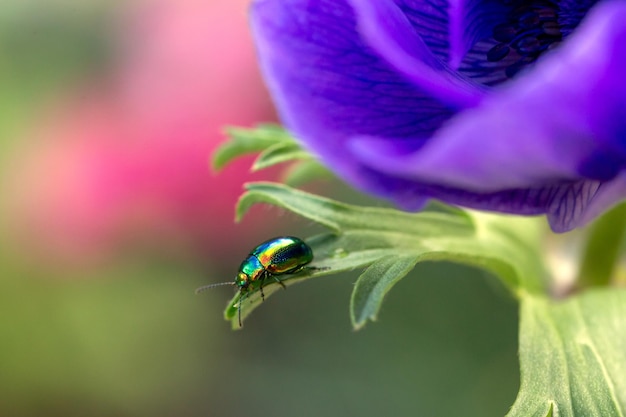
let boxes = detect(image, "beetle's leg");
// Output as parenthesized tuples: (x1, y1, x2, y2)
(259, 273, 266, 301)
(306, 266, 330, 273)
(271, 274, 287, 290)
(293, 265, 330, 274)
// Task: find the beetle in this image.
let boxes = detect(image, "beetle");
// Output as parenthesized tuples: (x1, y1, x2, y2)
(196, 236, 319, 327)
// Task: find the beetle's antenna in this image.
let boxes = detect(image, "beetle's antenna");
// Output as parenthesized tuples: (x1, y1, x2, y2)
(195, 282, 234, 294)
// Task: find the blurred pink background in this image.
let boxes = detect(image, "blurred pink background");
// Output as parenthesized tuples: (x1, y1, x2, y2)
(3, 0, 276, 268)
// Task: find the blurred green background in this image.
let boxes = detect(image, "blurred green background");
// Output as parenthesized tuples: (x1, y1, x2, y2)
(0, 1, 520, 416)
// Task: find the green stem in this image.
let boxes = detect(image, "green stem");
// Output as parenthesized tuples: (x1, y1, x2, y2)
(577, 203, 626, 288)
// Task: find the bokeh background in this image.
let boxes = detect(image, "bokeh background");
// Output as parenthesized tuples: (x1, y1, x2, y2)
(0, 1, 521, 416)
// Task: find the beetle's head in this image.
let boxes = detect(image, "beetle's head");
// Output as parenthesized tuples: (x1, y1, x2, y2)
(235, 272, 251, 290)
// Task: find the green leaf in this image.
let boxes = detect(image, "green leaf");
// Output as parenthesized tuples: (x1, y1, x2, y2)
(236, 182, 474, 233)
(213, 123, 333, 185)
(507, 289, 626, 417)
(212, 124, 295, 171)
(226, 182, 547, 328)
(252, 141, 312, 171)
(350, 255, 420, 329)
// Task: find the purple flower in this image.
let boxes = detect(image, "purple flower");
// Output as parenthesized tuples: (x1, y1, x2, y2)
(250, 0, 626, 232)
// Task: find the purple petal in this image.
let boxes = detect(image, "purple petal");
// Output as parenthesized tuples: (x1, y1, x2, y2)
(351, 2, 626, 193)
(349, 2, 626, 231)
(250, 0, 460, 192)
(252, 0, 626, 232)
(448, 0, 507, 69)
(392, 0, 451, 62)
(578, 173, 626, 227)
(352, 174, 603, 233)
(347, 0, 485, 108)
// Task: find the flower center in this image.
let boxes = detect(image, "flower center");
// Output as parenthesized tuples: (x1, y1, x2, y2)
(487, 0, 563, 78)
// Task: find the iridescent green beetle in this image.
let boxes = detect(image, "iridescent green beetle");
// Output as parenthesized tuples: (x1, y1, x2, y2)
(196, 236, 318, 326)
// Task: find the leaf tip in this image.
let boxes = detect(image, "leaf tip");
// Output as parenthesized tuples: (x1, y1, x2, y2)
(351, 313, 378, 331)
(210, 147, 227, 172)
(545, 402, 554, 417)
(234, 184, 254, 223)
(250, 156, 265, 172)
(351, 320, 369, 332)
